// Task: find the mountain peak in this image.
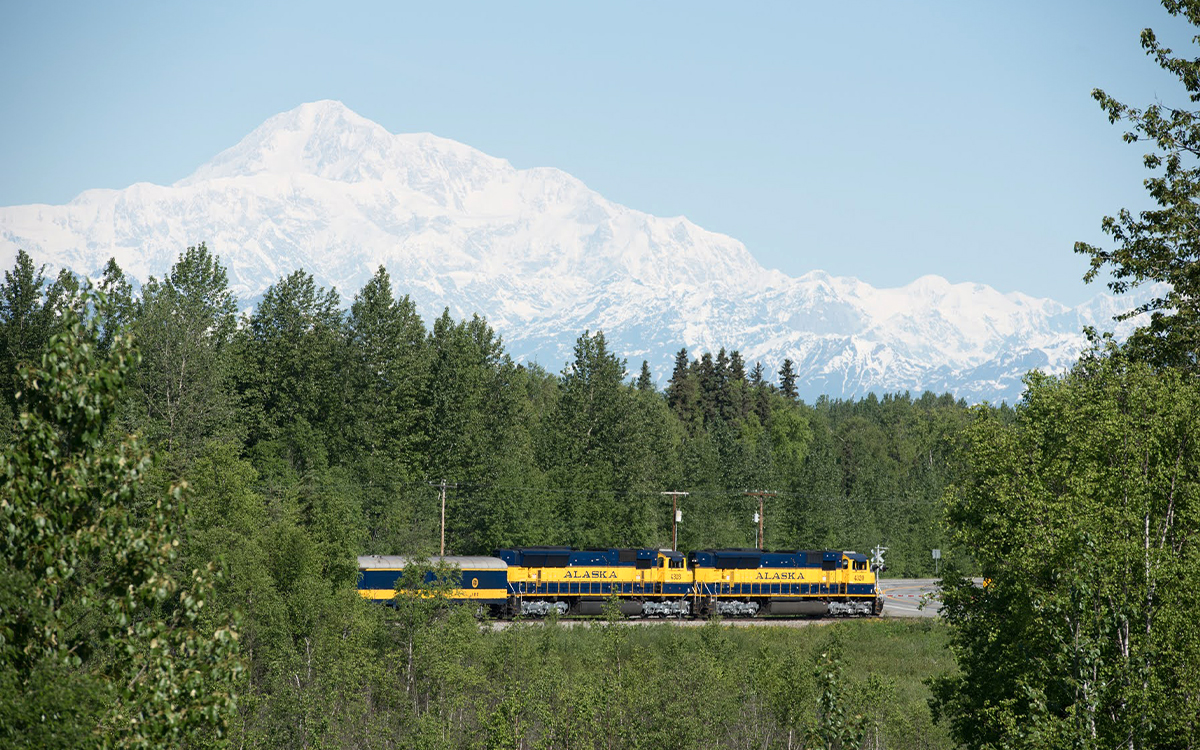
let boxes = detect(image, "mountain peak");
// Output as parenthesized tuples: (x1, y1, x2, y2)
(176, 100, 506, 188)
(291, 98, 359, 118)
(0, 102, 1150, 404)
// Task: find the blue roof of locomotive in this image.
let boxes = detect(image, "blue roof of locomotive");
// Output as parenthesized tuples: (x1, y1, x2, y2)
(689, 549, 847, 569)
(494, 547, 656, 567)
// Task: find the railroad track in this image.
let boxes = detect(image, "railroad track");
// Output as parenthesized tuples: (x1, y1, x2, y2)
(481, 579, 947, 628)
(488, 616, 844, 630)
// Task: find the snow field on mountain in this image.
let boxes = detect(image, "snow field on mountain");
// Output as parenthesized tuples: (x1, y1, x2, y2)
(0, 100, 1155, 402)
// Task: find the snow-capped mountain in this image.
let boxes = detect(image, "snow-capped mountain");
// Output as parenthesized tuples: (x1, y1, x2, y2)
(0, 100, 1147, 403)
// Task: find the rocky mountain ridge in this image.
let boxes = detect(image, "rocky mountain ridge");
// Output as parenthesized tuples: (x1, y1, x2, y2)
(0, 100, 1147, 402)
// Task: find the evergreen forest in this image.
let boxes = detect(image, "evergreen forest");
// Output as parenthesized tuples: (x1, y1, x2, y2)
(0, 245, 973, 574)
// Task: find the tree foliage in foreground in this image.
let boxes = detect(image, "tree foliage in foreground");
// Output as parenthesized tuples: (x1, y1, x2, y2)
(932, 349, 1200, 747)
(1076, 0, 1200, 369)
(0, 291, 241, 749)
(934, 6, 1200, 744)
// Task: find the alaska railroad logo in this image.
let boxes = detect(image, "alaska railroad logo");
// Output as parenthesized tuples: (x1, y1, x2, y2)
(754, 572, 801, 581)
(562, 570, 618, 580)
(471, 578, 479, 588)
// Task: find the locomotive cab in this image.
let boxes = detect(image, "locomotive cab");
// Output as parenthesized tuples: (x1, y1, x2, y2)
(658, 551, 686, 570)
(640, 551, 691, 617)
(655, 551, 688, 591)
(840, 551, 882, 616)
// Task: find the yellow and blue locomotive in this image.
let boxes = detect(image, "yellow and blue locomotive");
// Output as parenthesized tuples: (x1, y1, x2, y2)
(357, 546, 881, 618)
(496, 546, 659, 617)
(687, 549, 880, 617)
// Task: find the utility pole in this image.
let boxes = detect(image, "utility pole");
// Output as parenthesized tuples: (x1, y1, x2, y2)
(439, 479, 447, 556)
(743, 490, 777, 549)
(661, 491, 689, 551)
(429, 479, 452, 556)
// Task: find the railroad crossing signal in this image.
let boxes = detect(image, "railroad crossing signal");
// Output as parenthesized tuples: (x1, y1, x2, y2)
(871, 545, 888, 572)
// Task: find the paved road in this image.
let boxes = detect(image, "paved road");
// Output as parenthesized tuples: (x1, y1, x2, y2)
(878, 578, 942, 618)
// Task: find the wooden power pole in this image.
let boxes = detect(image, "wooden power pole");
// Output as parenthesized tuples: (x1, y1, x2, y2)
(661, 491, 689, 551)
(439, 479, 447, 556)
(429, 479, 452, 556)
(743, 490, 777, 549)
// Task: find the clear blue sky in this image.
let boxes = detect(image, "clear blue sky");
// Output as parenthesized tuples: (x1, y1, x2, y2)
(0, 0, 1192, 304)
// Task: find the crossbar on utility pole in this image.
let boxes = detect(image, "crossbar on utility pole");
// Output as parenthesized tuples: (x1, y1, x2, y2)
(661, 491, 689, 551)
(743, 490, 777, 549)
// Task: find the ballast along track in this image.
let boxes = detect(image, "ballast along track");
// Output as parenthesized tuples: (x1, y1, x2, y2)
(358, 547, 884, 619)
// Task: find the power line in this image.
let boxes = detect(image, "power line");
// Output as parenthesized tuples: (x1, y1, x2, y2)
(404, 478, 940, 505)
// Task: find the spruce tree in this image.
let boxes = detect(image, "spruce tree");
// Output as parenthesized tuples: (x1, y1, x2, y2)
(729, 350, 750, 419)
(698, 352, 719, 425)
(728, 349, 746, 383)
(346, 266, 430, 549)
(778, 358, 798, 399)
(636, 359, 654, 392)
(547, 330, 626, 545)
(749, 361, 766, 387)
(714, 347, 733, 422)
(665, 347, 699, 424)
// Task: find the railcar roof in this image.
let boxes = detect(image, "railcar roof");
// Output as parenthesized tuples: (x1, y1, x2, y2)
(357, 555, 508, 570)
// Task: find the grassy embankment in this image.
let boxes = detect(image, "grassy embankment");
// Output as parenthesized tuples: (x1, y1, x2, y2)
(385, 612, 955, 749)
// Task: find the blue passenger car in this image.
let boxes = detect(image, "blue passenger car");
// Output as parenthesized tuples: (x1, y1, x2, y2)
(356, 555, 509, 605)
